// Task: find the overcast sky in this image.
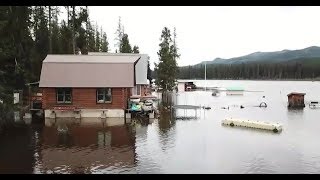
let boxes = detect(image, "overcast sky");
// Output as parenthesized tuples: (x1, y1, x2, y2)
(73, 6, 320, 68)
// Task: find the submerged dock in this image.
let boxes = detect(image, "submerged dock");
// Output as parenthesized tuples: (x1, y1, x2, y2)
(222, 118, 283, 133)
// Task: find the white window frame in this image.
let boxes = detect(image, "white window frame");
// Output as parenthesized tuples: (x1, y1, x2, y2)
(56, 88, 72, 104)
(96, 88, 112, 104)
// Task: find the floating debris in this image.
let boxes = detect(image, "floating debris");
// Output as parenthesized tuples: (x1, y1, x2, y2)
(259, 102, 267, 107)
(222, 118, 282, 133)
(309, 101, 320, 109)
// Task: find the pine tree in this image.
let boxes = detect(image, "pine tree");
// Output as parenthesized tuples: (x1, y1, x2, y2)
(60, 20, 73, 54)
(171, 27, 180, 60)
(119, 34, 132, 53)
(32, 6, 49, 81)
(101, 32, 109, 52)
(87, 20, 95, 52)
(114, 16, 124, 53)
(48, 6, 52, 54)
(94, 23, 100, 51)
(154, 27, 179, 91)
(133, 45, 139, 53)
(72, 6, 76, 54)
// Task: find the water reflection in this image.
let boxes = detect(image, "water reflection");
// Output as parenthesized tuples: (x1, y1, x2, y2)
(286, 108, 304, 121)
(40, 122, 136, 174)
(0, 119, 141, 174)
(0, 125, 37, 174)
(158, 109, 175, 134)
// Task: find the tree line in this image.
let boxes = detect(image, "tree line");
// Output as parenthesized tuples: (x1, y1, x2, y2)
(0, 6, 157, 126)
(0, 6, 154, 101)
(178, 61, 320, 80)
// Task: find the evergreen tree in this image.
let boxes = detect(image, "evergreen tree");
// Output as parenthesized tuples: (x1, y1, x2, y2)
(87, 20, 95, 52)
(154, 27, 179, 91)
(101, 32, 109, 52)
(94, 23, 100, 52)
(133, 45, 139, 53)
(60, 20, 73, 54)
(32, 6, 49, 81)
(119, 33, 132, 53)
(114, 16, 124, 53)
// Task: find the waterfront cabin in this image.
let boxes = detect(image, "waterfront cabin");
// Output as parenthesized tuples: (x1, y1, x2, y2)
(287, 92, 305, 108)
(226, 87, 244, 95)
(39, 54, 144, 120)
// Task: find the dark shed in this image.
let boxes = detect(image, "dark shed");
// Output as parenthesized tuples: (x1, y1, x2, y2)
(287, 92, 306, 108)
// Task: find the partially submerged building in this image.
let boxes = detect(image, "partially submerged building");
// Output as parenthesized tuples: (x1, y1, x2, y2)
(287, 92, 305, 108)
(39, 54, 146, 119)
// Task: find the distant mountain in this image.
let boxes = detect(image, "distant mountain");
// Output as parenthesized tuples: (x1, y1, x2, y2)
(198, 46, 320, 65)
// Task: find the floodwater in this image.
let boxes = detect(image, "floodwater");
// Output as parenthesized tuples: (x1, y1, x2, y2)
(1, 80, 320, 174)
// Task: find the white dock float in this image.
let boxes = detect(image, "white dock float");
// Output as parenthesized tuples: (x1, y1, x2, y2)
(222, 118, 283, 133)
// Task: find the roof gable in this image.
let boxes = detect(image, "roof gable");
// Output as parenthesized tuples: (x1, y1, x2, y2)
(39, 55, 139, 88)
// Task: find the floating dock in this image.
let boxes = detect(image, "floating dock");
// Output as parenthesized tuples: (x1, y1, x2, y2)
(222, 118, 283, 133)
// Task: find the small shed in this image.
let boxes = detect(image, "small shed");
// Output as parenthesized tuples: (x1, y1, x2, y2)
(185, 82, 196, 91)
(287, 92, 305, 108)
(177, 82, 185, 92)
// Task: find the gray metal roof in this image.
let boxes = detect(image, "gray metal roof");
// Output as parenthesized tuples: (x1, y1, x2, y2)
(44, 54, 139, 63)
(88, 52, 149, 85)
(39, 54, 139, 88)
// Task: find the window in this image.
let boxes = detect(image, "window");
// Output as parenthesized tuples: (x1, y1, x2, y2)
(56, 88, 72, 104)
(97, 88, 112, 103)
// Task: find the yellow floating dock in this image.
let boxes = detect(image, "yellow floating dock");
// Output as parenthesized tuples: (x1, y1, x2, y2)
(222, 118, 283, 133)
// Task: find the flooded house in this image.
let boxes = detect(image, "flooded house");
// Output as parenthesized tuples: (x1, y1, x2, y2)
(39, 54, 148, 122)
(287, 92, 306, 108)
